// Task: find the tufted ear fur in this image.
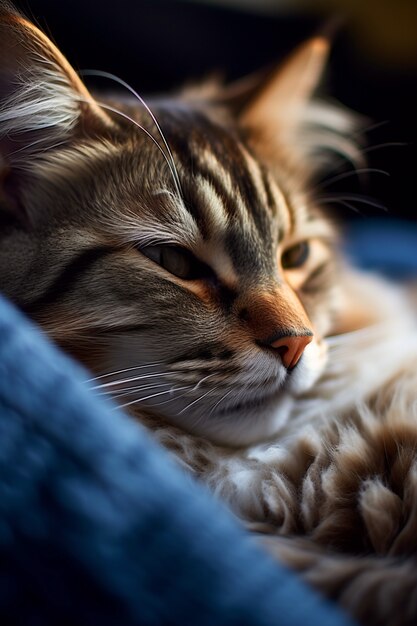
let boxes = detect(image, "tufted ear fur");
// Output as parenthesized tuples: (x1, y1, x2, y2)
(238, 37, 363, 182)
(0, 2, 113, 221)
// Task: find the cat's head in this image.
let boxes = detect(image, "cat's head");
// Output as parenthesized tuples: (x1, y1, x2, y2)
(0, 5, 360, 445)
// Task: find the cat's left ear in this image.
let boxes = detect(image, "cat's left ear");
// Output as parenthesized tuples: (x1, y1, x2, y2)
(0, 6, 114, 154)
(238, 36, 361, 178)
(0, 5, 114, 220)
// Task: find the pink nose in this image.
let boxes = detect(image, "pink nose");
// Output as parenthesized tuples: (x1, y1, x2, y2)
(270, 334, 313, 369)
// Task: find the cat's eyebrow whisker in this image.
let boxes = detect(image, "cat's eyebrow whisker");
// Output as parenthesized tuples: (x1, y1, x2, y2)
(311, 141, 404, 191)
(80, 69, 183, 200)
(318, 194, 388, 212)
(360, 141, 408, 155)
(354, 120, 389, 135)
(329, 200, 362, 215)
(74, 95, 183, 201)
(85, 362, 162, 383)
(312, 167, 390, 193)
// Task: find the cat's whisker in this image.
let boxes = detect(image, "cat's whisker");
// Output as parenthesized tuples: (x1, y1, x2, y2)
(74, 95, 183, 200)
(80, 70, 183, 200)
(177, 387, 218, 416)
(360, 141, 407, 155)
(92, 369, 216, 393)
(312, 167, 390, 193)
(355, 119, 389, 135)
(330, 200, 362, 215)
(97, 382, 171, 398)
(141, 372, 219, 411)
(318, 194, 388, 212)
(150, 386, 195, 408)
(192, 372, 217, 390)
(116, 385, 191, 410)
(208, 388, 235, 416)
(84, 361, 162, 383)
(311, 140, 404, 192)
(90, 371, 173, 391)
(86, 362, 162, 383)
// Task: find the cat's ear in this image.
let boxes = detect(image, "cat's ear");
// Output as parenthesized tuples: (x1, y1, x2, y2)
(241, 37, 330, 130)
(238, 36, 361, 179)
(0, 4, 114, 219)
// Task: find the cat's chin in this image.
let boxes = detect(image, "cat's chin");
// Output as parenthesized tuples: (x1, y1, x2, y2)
(185, 393, 296, 447)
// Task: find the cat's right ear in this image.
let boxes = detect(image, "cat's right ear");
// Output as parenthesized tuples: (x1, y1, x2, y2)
(221, 36, 361, 182)
(0, 3, 114, 222)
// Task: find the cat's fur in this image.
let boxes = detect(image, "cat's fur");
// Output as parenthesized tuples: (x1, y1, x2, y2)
(1, 4, 417, 625)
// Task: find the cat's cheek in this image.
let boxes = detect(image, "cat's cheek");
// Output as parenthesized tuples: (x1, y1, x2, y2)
(287, 339, 328, 395)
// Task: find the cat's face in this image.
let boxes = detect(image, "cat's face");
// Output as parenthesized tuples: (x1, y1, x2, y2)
(0, 7, 356, 444)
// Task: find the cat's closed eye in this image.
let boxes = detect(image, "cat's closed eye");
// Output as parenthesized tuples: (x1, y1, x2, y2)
(282, 239, 331, 293)
(139, 244, 215, 281)
(281, 241, 310, 269)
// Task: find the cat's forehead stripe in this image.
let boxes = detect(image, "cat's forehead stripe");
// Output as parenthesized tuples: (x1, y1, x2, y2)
(258, 165, 277, 215)
(269, 178, 294, 235)
(178, 154, 271, 252)
(190, 162, 243, 222)
(194, 174, 228, 232)
(153, 108, 295, 248)
(240, 146, 269, 213)
(199, 148, 235, 198)
(175, 120, 252, 219)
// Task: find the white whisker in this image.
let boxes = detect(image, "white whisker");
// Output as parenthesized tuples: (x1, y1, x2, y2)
(177, 387, 217, 416)
(193, 372, 217, 389)
(97, 383, 170, 398)
(150, 386, 194, 408)
(209, 388, 235, 416)
(91, 371, 172, 391)
(75, 95, 182, 200)
(80, 69, 183, 199)
(117, 385, 191, 410)
(86, 362, 162, 383)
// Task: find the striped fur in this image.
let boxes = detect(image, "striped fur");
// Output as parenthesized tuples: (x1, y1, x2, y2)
(1, 5, 417, 625)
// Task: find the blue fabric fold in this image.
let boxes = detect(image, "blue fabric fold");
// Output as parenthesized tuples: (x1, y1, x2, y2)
(0, 294, 354, 626)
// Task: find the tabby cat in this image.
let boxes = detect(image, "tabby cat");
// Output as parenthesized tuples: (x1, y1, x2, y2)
(1, 4, 417, 625)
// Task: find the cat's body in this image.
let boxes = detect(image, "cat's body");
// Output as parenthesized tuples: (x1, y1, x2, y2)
(1, 4, 417, 625)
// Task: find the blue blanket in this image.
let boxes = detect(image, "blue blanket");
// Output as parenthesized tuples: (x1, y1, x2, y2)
(0, 294, 354, 625)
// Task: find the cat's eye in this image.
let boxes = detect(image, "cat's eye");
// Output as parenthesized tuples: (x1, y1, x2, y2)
(281, 241, 310, 270)
(139, 244, 214, 281)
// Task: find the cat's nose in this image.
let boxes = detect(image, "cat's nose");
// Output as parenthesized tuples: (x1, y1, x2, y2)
(269, 334, 313, 369)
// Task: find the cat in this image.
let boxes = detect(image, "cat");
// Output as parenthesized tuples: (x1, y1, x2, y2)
(1, 3, 417, 625)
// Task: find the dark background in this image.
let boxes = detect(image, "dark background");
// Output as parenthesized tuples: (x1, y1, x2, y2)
(13, 0, 417, 224)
